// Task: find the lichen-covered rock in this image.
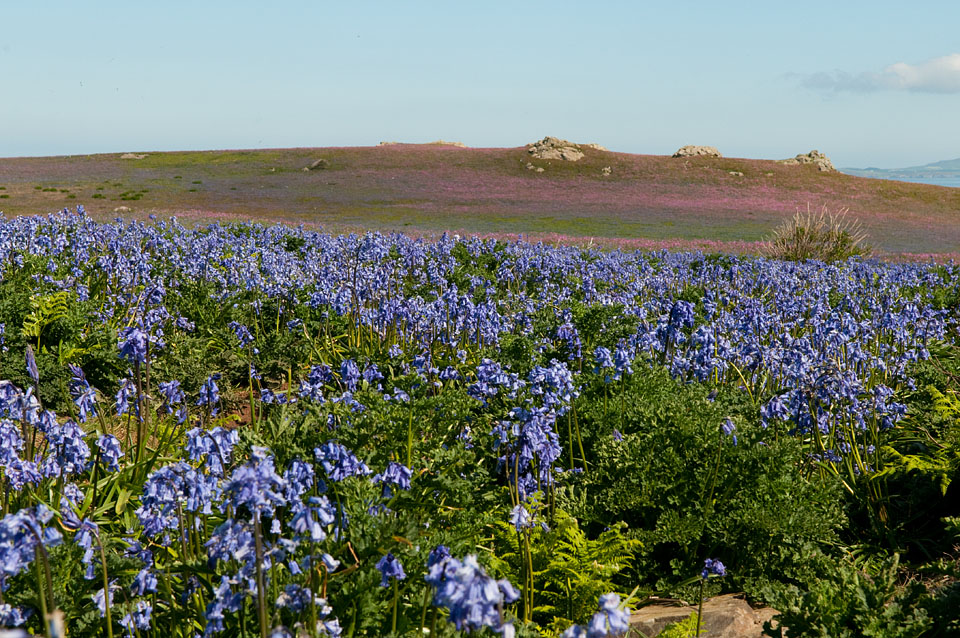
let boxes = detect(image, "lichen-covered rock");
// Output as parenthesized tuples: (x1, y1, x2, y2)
(630, 594, 779, 638)
(780, 150, 836, 172)
(673, 145, 722, 158)
(528, 136, 585, 161)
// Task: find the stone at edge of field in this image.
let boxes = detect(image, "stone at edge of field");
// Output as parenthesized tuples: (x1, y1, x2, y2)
(672, 145, 723, 158)
(629, 594, 779, 638)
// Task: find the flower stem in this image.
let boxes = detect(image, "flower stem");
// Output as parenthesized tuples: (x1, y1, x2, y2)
(99, 537, 114, 638)
(696, 578, 705, 638)
(391, 578, 399, 635)
(253, 512, 269, 638)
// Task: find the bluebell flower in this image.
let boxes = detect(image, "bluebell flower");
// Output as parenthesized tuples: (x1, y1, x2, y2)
(186, 426, 238, 476)
(701, 558, 726, 579)
(362, 363, 383, 386)
(68, 364, 97, 422)
(158, 380, 185, 413)
(221, 446, 287, 516)
(613, 346, 634, 379)
(594, 346, 614, 371)
(196, 374, 221, 414)
(321, 553, 340, 572)
(275, 584, 322, 612)
(426, 553, 518, 637)
(340, 359, 360, 391)
(560, 625, 587, 638)
(97, 434, 123, 472)
(118, 326, 149, 364)
(585, 593, 631, 638)
(131, 566, 158, 595)
(120, 600, 152, 634)
(25, 345, 39, 385)
(440, 366, 461, 381)
(0, 603, 29, 627)
(92, 580, 118, 618)
(721, 418, 737, 445)
(228, 321, 255, 347)
(509, 505, 532, 531)
(289, 496, 336, 542)
(315, 441, 371, 481)
(372, 461, 412, 498)
(116, 378, 137, 417)
(375, 552, 406, 587)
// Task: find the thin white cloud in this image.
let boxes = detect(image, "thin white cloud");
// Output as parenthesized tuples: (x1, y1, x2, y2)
(800, 53, 960, 94)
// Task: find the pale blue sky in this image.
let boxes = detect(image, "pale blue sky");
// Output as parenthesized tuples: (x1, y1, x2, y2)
(2, 1, 958, 167)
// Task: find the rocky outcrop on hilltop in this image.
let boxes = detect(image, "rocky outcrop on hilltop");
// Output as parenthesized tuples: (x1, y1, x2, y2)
(780, 150, 836, 172)
(528, 137, 585, 162)
(673, 145, 722, 158)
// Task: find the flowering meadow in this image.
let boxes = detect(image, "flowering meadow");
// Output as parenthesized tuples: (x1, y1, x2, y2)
(0, 207, 959, 637)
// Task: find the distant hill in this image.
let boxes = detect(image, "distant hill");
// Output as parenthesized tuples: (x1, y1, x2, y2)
(1, 143, 959, 255)
(841, 157, 960, 180)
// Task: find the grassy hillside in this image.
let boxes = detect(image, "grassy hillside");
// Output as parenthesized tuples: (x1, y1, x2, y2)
(1, 144, 958, 254)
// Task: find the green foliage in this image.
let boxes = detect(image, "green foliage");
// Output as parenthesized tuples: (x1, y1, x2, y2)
(763, 205, 873, 262)
(763, 554, 932, 638)
(22, 290, 71, 345)
(659, 612, 701, 638)
(562, 367, 846, 599)
(490, 510, 641, 631)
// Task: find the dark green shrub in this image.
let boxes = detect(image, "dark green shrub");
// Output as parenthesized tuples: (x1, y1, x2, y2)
(763, 554, 931, 638)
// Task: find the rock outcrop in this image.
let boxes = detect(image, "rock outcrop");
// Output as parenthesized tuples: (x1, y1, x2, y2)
(630, 595, 778, 638)
(673, 145, 722, 158)
(528, 137, 585, 162)
(525, 162, 545, 173)
(779, 150, 836, 172)
(303, 158, 330, 171)
(427, 140, 467, 147)
(120, 153, 148, 160)
(303, 159, 330, 171)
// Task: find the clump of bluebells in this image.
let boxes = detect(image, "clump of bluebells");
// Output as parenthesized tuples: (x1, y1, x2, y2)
(0, 210, 955, 636)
